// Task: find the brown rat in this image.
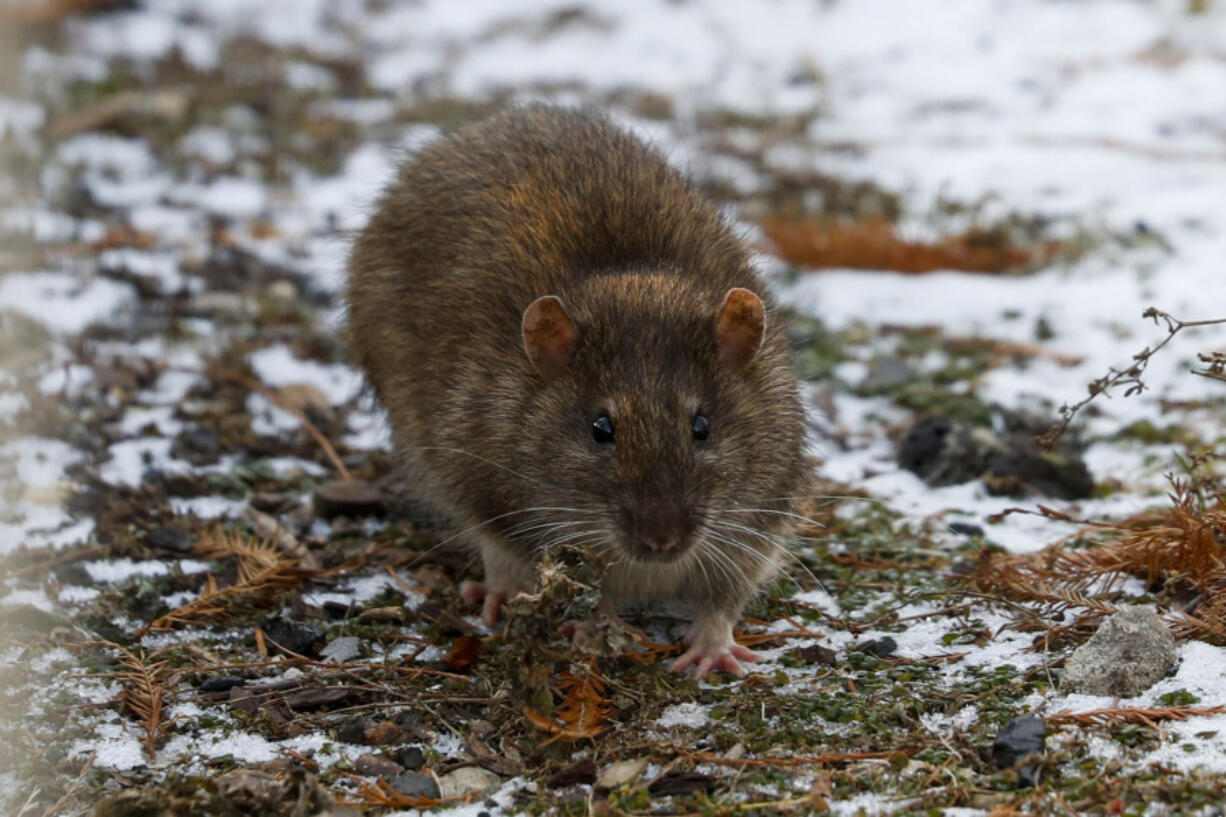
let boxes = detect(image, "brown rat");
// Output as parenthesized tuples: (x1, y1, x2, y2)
(347, 106, 806, 678)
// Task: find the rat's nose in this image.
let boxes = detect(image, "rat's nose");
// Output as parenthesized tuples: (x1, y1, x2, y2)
(624, 498, 694, 558)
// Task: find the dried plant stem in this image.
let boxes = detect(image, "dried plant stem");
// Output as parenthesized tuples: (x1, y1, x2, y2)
(687, 749, 909, 768)
(1039, 308, 1226, 449)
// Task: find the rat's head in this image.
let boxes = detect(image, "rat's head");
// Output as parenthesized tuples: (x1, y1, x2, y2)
(516, 273, 804, 566)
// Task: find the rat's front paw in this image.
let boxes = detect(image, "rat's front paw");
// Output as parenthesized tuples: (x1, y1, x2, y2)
(460, 579, 515, 628)
(669, 617, 760, 680)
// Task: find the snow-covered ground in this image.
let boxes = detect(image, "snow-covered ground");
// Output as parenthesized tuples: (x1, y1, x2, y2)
(3, 1, 1226, 814)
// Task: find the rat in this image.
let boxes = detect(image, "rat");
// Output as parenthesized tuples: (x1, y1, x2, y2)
(347, 106, 807, 678)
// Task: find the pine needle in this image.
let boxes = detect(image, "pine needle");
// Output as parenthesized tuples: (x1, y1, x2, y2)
(1047, 705, 1226, 728)
(524, 659, 612, 745)
(99, 642, 173, 764)
(969, 479, 1226, 649)
(135, 534, 303, 637)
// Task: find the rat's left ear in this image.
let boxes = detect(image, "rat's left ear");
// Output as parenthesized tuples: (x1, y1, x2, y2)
(522, 295, 579, 381)
(715, 287, 765, 371)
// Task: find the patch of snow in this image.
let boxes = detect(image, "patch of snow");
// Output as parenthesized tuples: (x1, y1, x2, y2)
(0, 272, 136, 335)
(170, 496, 247, 520)
(83, 558, 170, 583)
(99, 437, 191, 488)
(248, 344, 363, 405)
(656, 701, 711, 729)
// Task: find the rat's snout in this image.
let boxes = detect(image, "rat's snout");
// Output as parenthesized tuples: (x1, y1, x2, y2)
(622, 496, 697, 561)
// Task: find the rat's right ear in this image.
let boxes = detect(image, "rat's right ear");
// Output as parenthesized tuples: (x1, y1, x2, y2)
(522, 295, 579, 380)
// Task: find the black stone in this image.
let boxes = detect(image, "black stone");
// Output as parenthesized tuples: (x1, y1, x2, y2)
(856, 637, 897, 658)
(993, 715, 1046, 787)
(337, 716, 371, 745)
(947, 522, 985, 538)
(262, 616, 325, 658)
(648, 771, 715, 796)
(396, 745, 426, 771)
(146, 527, 197, 554)
(546, 759, 597, 789)
(199, 675, 245, 693)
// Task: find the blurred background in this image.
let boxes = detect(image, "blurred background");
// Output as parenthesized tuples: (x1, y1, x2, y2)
(4, 1, 1226, 812)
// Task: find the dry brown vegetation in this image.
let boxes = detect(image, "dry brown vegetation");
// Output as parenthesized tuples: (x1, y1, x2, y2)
(762, 214, 1063, 274)
(135, 529, 304, 636)
(971, 480, 1226, 650)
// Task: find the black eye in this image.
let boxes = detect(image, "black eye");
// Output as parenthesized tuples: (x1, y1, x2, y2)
(691, 414, 709, 441)
(592, 416, 614, 444)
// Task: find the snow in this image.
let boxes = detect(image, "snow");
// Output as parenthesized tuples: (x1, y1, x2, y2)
(656, 702, 711, 729)
(0, 272, 136, 335)
(247, 344, 364, 406)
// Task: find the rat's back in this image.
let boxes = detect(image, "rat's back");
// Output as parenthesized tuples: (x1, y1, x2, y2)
(346, 107, 753, 402)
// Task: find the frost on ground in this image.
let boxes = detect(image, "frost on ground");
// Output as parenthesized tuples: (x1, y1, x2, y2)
(3, 1, 1226, 816)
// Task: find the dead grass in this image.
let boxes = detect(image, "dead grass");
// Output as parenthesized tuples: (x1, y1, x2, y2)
(762, 214, 1062, 274)
(135, 529, 304, 637)
(970, 480, 1226, 648)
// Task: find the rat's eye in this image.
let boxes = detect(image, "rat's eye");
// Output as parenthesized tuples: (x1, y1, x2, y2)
(691, 414, 710, 441)
(592, 416, 614, 444)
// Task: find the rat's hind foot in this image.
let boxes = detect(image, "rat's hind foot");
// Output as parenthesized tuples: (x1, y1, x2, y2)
(459, 579, 511, 628)
(669, 615, 760, 680)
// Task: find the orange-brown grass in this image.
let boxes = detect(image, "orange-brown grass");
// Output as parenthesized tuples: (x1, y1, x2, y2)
(134, 529, 304, 637)
(971, 481, 1226, 649)
(1047, 705, 1226, 729)
(99, 642, 173, 763)
(762, 214, 1062, 274)
(523, 659, 612, 745)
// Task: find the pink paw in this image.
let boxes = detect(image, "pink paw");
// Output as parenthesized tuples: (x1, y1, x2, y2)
(670, 642, 760, 680)
(459, 580, 509, 628)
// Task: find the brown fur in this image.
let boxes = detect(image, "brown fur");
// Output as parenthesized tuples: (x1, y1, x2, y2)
(347, 106, 806, 636)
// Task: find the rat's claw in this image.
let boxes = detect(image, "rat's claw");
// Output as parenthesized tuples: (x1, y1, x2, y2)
(460, 580, 510, 627)
(481, 592, 507, 628)
(459, 580, 486, 603)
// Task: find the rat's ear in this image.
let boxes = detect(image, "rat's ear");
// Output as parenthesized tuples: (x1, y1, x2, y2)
(522, 295, 579, 380)
(715, 287, 765, 371)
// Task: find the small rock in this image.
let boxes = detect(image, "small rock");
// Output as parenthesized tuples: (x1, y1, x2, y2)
(993, 715, 1046, 787)
(859, 356, 916, 393)
(267, 279, 298, 301)
(596, 758, 648, 790)
(1061, 606, 1176, 697)
(396, 745, 426, 771)
(947, 521, 985, 538)
(277, 383, 331, 416)
(546, 758, 597, 789)
(359, 606, 406, 625)
(250, 492, 294, 513)
(320, 636, 362, 664)
(262, 616, 325, 658)
(354, 753, 405, 779)
(284, 687, 358, 712)
(388, 771, 439, 800)
(794, 644, 838, 665)
(898, 414, 1094, 499)
(337, 716, 371, 745)
(146, 527, 197, 554)
(436, 767, 502, 799)
(723, 743, 746, 760)
(187, 291, 253, 317)
(365, 720, 412, 746)
(172, 428, 220, 463)
(855, 637, 897, 658)
(648, 771, 715, 796)
(199, 675, 246, 693)
(313, 480, 386, 519)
